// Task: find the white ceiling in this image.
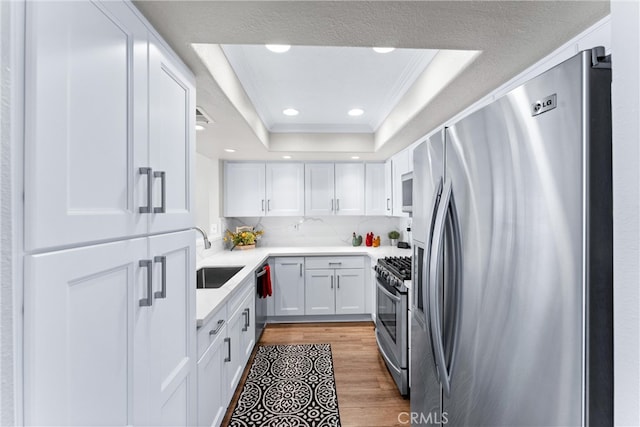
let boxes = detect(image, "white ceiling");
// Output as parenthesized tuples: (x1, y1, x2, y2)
(219, 45, 438, 134)
(133, 1, 610, 161)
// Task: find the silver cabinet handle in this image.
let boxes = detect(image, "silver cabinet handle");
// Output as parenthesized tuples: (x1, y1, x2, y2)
(256, 267, 268, 278)
(139, 260, 153, 307)
(337, 275, 340, 289)
(299, 263, 303, 277)
(328, 262, 342, 266)
(153, 255, 167, 299)
(330, 276, 334, 289)
(280, 262, 298, 266)
(386, 198, 391, 211)
(153, 171, 166, 213)
(224, 337, 231, 362)
(331, 199, 334, 211)
(268, 200, 271, 211)
(242, 308, 249, 331)
(261, 199, 265, 212)
(337, 199, 340, 211)
(209, 319, 225, 336)
(139, 167, 153, 213)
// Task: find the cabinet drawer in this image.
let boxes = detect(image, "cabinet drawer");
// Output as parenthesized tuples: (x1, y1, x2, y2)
(305, 256, 364, 269)
(197, 304, 227, 361)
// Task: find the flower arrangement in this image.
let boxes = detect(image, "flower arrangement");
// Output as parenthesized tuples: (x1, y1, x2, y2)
(224, 227, 264, 249)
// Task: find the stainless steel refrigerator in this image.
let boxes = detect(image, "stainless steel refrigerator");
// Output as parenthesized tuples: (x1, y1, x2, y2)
(411, 47, 612, 426)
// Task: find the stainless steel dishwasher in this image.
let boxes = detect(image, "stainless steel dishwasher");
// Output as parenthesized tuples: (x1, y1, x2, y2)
(254, 263, 269, 341)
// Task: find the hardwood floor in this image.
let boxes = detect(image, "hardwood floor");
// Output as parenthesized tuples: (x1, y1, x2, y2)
(222, 322, 410, 426)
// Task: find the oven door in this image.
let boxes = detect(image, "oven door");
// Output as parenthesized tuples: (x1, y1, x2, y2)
(375, 277, 407, 371)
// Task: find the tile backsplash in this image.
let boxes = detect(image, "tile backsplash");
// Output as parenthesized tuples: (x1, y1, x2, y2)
(222, 216, 410, 248)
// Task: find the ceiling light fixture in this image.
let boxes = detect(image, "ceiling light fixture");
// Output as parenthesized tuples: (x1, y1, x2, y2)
(224, 148, 236, 153)
(282, 155, 292, 159)
(195, 124, 205, 131)
(373, 47, 395, 53)
(283, 108, 299, 116)
(348, 108, 364, 117)
(266, 44, 291, 53)
(351, 156, 360, 160)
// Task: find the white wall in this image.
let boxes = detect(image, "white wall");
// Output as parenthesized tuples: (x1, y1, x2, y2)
(0, 1, 24, 424)
(611, 1, 640, 425)
(224, 216, 404, 248)
(195, 152, 222, 238)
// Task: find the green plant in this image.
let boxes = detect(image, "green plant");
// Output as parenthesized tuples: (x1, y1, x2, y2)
(388, 230, 400, 239)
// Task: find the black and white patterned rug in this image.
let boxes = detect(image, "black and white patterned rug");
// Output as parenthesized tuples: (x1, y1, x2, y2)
(229, 343, 341, 427)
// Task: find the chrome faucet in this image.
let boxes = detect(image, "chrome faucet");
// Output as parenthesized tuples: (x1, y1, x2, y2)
(194, 226, 212, 249)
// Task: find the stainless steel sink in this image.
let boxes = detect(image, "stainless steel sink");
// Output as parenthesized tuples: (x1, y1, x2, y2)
(196, 266, 244, 289)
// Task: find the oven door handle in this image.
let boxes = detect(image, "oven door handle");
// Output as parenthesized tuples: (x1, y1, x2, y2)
(377, 281, 401, 303)
(375, 330, 402, 375)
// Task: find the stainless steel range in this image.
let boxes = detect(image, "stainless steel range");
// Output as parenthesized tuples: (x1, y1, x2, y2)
(374, 256, 411, 396)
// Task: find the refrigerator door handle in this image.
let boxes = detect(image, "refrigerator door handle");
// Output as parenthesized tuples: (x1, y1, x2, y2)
(429, 180, 455, 396)
(423, 178, 443, 381)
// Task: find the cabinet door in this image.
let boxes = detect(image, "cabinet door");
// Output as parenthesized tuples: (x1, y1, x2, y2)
(148, 231, 196, 426)
(274, 258, 305, 316)
(148, 36, 195, 233)
(224, 163, 266, 217)
(365, 163, 387, 216)
(305, 163, 335, 216)
(227, 305, 245, 391)
(197, 325, 228, 427)
(336, 269, 366, 314)
(304, 269, 335, 315)
(24, 238, 147, 426)
(384, 160, 393, 216)
(392, 150, 410, 217)
(240, 291, 256, 365)
(24, 0, 147, 250)
(266, 163, 304, 216)
(334, 163, 365, 215)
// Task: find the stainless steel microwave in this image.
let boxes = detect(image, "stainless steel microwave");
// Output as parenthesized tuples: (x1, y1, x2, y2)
(401, 172, 413, 213)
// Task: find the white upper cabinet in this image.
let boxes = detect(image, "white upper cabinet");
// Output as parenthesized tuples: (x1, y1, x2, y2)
(385, 160, 393, 216)
(24, 1, 195, 251)
(365, 163, 387, 216)
(304, 163, 335, 216)
(224, 163, 266, 217)
(25, 1, 146, 250)
(392, 150, 410, 217)
(334, 163, 365, 215)
(148, 35, 195, 234)
(265, 163, 305, 216)
(305, 163, 365, 216)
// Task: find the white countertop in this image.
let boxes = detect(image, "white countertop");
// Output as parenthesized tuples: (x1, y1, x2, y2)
(196, 245, 412, 327)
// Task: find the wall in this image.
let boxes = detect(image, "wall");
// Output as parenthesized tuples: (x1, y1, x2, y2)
(224, 216, 406, 248)
(195, 152, 222, 238)
(0, 1, 23, 424)
(611, 1, 640, 425)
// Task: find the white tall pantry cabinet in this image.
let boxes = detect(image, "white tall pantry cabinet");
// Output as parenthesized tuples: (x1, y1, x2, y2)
(23, 1, 197, 426)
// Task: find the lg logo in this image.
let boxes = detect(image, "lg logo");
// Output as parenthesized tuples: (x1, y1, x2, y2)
(531, 94, 557, 116)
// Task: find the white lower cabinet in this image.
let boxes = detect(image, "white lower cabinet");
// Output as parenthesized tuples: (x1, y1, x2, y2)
(304, 257, 366, 315)
(197, 321, 228, 427)
(274, 257, 305, 316)
(197, 278, 256, 427)
(24, 230, 196, 426)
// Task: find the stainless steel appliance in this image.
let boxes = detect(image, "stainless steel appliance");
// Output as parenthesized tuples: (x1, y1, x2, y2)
(255, 264, 269, 341)
(375, 256, 411, 395)
(401, 172, 413, 213)
(411, 47, 612, 426)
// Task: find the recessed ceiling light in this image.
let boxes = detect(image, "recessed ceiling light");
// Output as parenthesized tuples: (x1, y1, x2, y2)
(224, 148, 236, 153)
(195, 124, 205, 131)
(351, 156, 360, 160)
(373, 47, 395, 53)
(283, 108, 299, 116)
(266, 44, 291, 53)
(348, 108, 364, 117)
(282, 155, 292, 159)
